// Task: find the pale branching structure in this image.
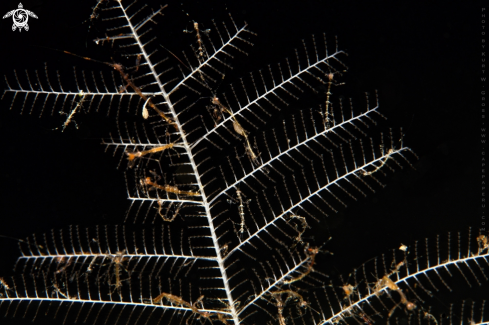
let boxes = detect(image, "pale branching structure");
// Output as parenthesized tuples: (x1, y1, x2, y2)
(1, 1, 487, 325)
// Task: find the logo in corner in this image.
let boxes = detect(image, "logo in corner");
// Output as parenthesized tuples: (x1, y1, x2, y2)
(3, 3, 38, 32)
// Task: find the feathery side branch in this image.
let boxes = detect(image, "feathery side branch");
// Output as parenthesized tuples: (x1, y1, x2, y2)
(315, 229, 489, 325)
(191, 35, 347, 149)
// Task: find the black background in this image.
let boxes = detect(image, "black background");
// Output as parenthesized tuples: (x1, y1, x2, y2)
(0, 1, 485, 324)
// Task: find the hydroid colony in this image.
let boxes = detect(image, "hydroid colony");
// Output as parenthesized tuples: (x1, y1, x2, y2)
(0, 1, 486, 325)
